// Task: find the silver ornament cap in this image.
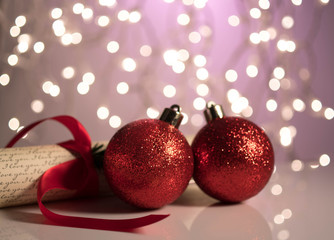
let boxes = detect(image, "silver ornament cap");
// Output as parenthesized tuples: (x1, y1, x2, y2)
(159, 104, 184, 129)
(204, 101, 224, 123)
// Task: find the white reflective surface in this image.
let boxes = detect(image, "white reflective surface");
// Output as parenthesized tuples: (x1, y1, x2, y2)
(1, 161, 333, 240)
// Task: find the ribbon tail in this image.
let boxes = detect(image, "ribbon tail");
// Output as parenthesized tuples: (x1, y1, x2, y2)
(38, 200, 169, 231)
(37, 165, 169, 231)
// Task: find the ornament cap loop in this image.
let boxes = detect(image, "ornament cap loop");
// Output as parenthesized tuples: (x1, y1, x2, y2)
(159, 104, 183, 128)
(204, 101, 224, 123)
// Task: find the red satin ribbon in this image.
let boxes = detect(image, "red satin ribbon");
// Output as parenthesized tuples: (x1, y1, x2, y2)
(6, 116, 168, 231)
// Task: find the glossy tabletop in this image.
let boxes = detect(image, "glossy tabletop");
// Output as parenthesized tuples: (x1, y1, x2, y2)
(0, 161, 333, 240)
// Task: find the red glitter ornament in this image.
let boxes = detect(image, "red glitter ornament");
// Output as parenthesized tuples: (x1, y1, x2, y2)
(192, 102, 274, 202)
(104, 105, 194, 209)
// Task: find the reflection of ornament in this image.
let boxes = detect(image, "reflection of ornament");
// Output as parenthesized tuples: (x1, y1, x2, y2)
(192, 102, 274, 202)
(190, 202, 272, 239)
(104, 105, 194, 209)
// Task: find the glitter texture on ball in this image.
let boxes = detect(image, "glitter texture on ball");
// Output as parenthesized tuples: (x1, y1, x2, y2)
(192, 103, 274, 203)
(104, 119, 194, 209)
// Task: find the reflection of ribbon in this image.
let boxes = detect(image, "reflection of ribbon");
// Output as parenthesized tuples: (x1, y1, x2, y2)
(6, 116, 168, 231)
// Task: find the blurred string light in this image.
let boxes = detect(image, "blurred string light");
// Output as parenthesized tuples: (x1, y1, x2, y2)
(161, 0, 214, 129)
(225, 2, 332, 234)
(1, 0, 157, 138)
(0, 0, 332, 167)
(222, 0, 333, 167)
(1, 0, 215, 139)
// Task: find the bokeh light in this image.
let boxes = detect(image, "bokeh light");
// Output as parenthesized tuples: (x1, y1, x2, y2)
(291, 0, 302, 6)
(62, 66, 75, 79)
(311, 99, 322, 112)
(118, 10, 129, 21)
(140, 45, 152, 57)
(33, 41, 45, 53)
(82, 72, 95, 85)
(77, 82, 90, 95)
(82, 8, 94, 21)
(31, 100, 44, 113)
(266, 99, 278, 112)
(177, 13, 190, 25)
(196, 68, 209, 80)
(49, 85, 60, 97)
(196, 83, 209, 96)
(282, 16, 294, 29)
(188, 31, 201, 44)
(292, 98, 306, 112)
(319, 154, 330, 167)
(129, 11, 141, 23)
(51, 8, 63, 19)
(193, 97, 206, 110)
(250, 8, 261, 19)
(122, 58, 137, 72)
(225, 69, 238, 82)
(324, 108, 334, 120)
(0, 74, 10, 86)
(271, 184, 283, 196)
(147, 107, 159, 119)
(97, 106, 110, 120)
(228, 15, 240, 27)
(10, 26, 20, 37)
(227, 89, 240, 103)
(73, 3, 84, 14)
(117, 82, 129, 94)
(193, 55, 207, 67)
(8, 54, 18, 66)
(107, 41, 120, 53)
(291, 159, 304, 172)
(15, 15, 27, 27)
(8, 118, 20, 131)
(246, 65, 258, 78)
(109, 115, 122, 128)
(97, 16, 110, 27)
(163, 85, 176, 98)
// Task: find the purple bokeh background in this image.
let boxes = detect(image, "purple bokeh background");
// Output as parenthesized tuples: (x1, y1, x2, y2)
(0, 0, 333, 164)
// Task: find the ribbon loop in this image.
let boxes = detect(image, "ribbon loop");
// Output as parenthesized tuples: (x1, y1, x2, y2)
(6, 116, 168, 231)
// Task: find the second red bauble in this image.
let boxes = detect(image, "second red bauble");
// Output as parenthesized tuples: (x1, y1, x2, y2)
(192, 102, 274, 203)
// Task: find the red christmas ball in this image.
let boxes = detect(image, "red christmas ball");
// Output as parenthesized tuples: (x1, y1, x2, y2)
(192, 103, 274, 203)
(104, 109, 193, 209)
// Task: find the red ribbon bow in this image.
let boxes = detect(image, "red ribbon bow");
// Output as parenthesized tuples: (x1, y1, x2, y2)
(6, 116, 169, 231)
